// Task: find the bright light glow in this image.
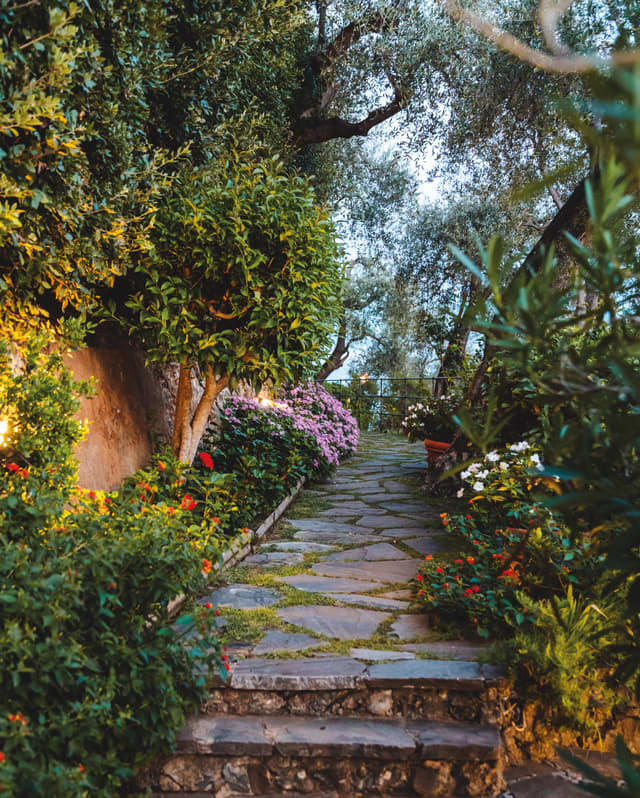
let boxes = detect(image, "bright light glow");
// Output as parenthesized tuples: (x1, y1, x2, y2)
(0, 417, 8, 447)
(259, 397, 289, 410)
(359, 373, 369, 383)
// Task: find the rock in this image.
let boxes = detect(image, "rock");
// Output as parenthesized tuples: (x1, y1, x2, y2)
(253, 630, 327, 655)
(408, 719, 501, 759)
(323, 542, 412, 562)
(367, 659, 503, 688)
(323, 593, 410, 611)
(389, 614, 430, 640)
(350, 648, 416, 662)
(276, 574, 383, 593)
(267, 541, 337, 553)
(356, 515, 426, 529)
(401, 641, 489, 660)
(199, 584, 282, 610)
(242, 551, 304, 567)
(367, 689, 395, 716)
(403, 536, 446, 556)
(230, 656, 367, 689)
(293, 529, 379, 545)
(277, 604, 391, 641)
(177, 715, 271, 756)
(312, 559, 422, 584)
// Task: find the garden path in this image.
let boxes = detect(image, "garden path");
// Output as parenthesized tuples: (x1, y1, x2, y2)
(210, 431, 487, 660)
(150, 434, 608, 796)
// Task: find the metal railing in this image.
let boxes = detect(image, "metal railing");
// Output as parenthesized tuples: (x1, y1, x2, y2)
(323, 376, 463, 432)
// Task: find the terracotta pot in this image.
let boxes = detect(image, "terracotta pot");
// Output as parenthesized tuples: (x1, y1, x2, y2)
(424, 438, 453, 468)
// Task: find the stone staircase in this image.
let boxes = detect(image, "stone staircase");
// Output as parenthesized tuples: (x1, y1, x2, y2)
(146, 655, 509, 797)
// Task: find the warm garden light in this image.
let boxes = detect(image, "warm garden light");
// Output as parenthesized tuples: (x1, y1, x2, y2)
(359, 372, 369, 383)
(0, 417, 8, 447)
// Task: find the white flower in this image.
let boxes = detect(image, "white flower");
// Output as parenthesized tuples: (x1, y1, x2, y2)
(530, 453, 543, 470)
(472, 481, 485, 492)
(468, 463, 481, 473)
(477, 469, 489, 479)
(460, 469, 471, 480)
(486, 451, 500, 462)
(456, 488, 464, 497)
(499, 461, 508, 470)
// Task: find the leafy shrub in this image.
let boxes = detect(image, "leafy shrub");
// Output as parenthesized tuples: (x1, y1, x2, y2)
(413, 443, 602, 637)
(402, 393, 462, 441)
(0, 339, 224, 797)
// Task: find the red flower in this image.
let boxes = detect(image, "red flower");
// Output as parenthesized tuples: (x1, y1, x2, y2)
(215, 608, 221, 616)
(473, 540, 479, 545)
(0, 752, 4, 763)
(224, 663, 230, 672)
(7, 463, 19, 472)
(499, 568, 516, 578)
(435, 567, 444, 574)
(492, 553, 504, 559)
(181, 494, 196, 511)
(18, 468, 27, 478)
(465, 514, 472, 519)
(205, 602, 213, 609)
(454, 559, 463, 565)
(78, 764, 85, 773)
(199, 452, 214, 469)
(201, 558, 212, 574)
(443, 583, 450, 589)
(167, 507, 175, 516)
(464, 588, 473, 596)
(416, 574, 424, 581)
(157, 460, 166, 471)
(472, 586, 480, 593)
(466, 557, 475, 564)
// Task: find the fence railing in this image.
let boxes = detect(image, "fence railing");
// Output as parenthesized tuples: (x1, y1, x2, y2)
(323, 376, 463, 432)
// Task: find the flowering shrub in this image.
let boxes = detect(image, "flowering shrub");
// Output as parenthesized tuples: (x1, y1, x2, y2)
(0, 340, 225, 796)
(413, 442, 603, 638)
(402, 393, 461, 441)
(208, 382, 358, 517)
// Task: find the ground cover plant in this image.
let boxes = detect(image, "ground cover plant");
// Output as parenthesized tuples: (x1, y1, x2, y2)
(0, 340, 358, 796)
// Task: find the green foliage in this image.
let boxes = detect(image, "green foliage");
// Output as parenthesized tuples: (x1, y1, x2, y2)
(497, 588, 622, 733)
(0, 0, 311, 339)
(123, 152, 342, 387)
(0, 340, 225, 796)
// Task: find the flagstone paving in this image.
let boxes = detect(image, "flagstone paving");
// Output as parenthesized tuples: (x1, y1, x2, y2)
(213, 432, 482, 662)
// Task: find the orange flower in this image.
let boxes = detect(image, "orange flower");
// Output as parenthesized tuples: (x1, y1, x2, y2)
(212, 516, 220, 524)
(157, 461, 166, 471)
(424, 554, 432, 561)
(466, 557, 475, 565)
(201, 558, 212, 575)
(181, 494, 196, 511)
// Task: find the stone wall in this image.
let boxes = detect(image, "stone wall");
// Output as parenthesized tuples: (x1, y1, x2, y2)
(65, 346, 174, 490)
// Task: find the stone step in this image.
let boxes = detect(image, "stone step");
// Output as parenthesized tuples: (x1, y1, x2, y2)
(205, 656, 507, 725)
(148, 714, 505, 796)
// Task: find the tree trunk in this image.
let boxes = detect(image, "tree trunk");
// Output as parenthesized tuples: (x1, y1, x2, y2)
(316, 314, 349, 381)
(172, 362, 229, 464)
(434, 279, 476, 397)
(465, 169, 599, 404)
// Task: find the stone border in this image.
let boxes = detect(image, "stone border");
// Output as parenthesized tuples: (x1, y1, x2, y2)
(168, 476, 306, 617)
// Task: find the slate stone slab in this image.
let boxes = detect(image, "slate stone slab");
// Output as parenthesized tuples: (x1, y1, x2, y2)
(242, 551, 304, 567)
(312, 559, 422, 584)
(277, 604, 390, 641)
(199, 584, 281, 610)
(408, 720, 501, 760)
(401, 641, 489, 660)
(268, 541, 337, 553)
(367, 659, 502, 688)
(362, 493, 417, 503)
(323, 593, 410, 611)
(380, 588, 413, 599)
(293, 530, 379, 545)
(350, 648, 415, 662)
(380, 502, 440, 515)
(277, 574, 383, 593)
(264, 715, 416, 759)
(177, 715, 271, 756)
(230, 656, 367, 689)
(289, 519, 373, 535)
(253, 630, 327, 655)
(404, 536, 446, 556)
(377, 527, 433, 539)
(356, 515, 426, 529)
(324, 542, 412, 562)
(390, 614, 430, 640)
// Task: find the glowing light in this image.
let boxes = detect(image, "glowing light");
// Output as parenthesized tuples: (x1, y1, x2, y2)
(359, 373, 369, 383)
(0, 418, 7, 447)
(258, 397, 289, 410)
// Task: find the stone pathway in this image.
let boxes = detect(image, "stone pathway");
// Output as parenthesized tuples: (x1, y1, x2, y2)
(205, 432, 481, 662)
(149, 434, 614, 796)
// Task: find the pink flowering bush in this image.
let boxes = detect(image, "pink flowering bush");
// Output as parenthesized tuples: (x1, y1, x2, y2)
(207, 382, 358, 519)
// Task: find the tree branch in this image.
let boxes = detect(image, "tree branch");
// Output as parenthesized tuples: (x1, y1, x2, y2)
(312, 12, 386, 74)
(295, 90, 405, 145)
(438, 0, 640, 74)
